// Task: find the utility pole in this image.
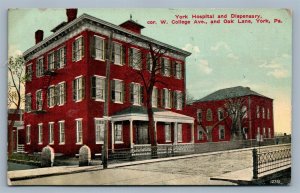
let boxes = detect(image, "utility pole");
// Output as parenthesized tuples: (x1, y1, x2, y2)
(102, 31, 113, 169)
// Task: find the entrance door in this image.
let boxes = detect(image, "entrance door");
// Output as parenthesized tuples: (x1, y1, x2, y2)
(137, 124, 149, 144)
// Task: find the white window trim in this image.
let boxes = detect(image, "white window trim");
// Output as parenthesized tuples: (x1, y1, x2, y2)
(26, 125, 31, 144)
(58, 120, 65, 145)
(114, 123, 123, 144)
(131, 47, 141, 70)
(177, 124, 183, 142)
(93, 75, 106, 102)
(75, 118, 83, 145)
(35, 89, 43, 110)
(57, 45, 66, 69)
(175, 90, 183, 110)
(74, 36, 84, 62)
(48, 85, 56, 108)
(217, 108, 224, 121)
(163, 57, 171, 77)
(95, 118, 105, 144)
(26, 63, 33, 81)
(175, 62, 182, 79)
(36, 56, 44, 78)
(74, 76, 84, 103)
(48, 51, 56, 70)
(152, 87, 158, 108)
(163, 88, 171, 109)
(38, 123, 43, 145)
(113, 79, 123, 104)
(94, 35, 105, 61)
(165, 124, 172, 142)
(57, 81, 66, 106)
(49, 122, 55, 145)
(113, 42, 124, 66)
(132, 82, 142, 106)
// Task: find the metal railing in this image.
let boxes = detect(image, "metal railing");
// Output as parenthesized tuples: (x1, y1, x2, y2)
(252, 145, 291, 179)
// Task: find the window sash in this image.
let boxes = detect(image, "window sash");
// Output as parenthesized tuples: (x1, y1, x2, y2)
(95, 36, 105, 60)
(164, 89, 171, 108)
(165, 124, 171, 142)
(59, 122, 65, 144)
(75, 77, 84, 101)
(25, 94, 32, 112)
(36, 58, 44, 77)
(38, 124, 43, 144)
(48, 52, 55, 70)
(49, 123, 54, 144)
(57, 83, 65, 105)
(76, 120, 83, 143)
(133, 83, 141, 105)
(58, 47, 66, 68)
(114, 80, 123, 103)
(27, 64, 32, 81)
(74, 37, 83, 61)
(177, 124, 182, 142)
(36, 91, 43, 110)
(206, 109, 213, 121)
(131, 48, 141, 70)
(175, 91, 182, 110)
(175, 63, 182, 79)
(114, 43, 122, 64)
(164, 58, 171, 76)
(48, 87, 56, 107)
(95, 120, 105, 143)
(92, 77, 105, 100)
(114, 124, 123, 142)
(152, 88, 158, 107)
(26, 125, 31, 144)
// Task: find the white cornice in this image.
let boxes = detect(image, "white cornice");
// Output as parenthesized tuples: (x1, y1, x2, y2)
(23, 13, 191, 61)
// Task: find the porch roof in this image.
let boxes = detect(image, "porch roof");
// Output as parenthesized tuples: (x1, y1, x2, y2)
(111, 106, 194, 124)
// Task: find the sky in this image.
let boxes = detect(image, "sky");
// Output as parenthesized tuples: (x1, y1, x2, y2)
(8, 8, 292, 134)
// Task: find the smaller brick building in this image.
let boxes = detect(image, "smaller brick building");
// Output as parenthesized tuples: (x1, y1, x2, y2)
(8, 109, 25, 152)
(185, 86, 274, 143)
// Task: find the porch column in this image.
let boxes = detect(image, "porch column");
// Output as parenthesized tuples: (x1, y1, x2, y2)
(191, 122, 195, 143)
(174, 122, 178, 144)
(111, 121, 115, 151)
(129, 119, 133, 148)
(154, 121, 157, 144)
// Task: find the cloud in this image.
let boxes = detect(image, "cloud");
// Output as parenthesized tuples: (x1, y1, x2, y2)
(182, 43, 200, 54)
(227, 53, 239, 60)
(196, 59, 212, 74)
(259, 54, 291, 79)
(267, 69, 289, 78)
(210, 41, 230, 51)
(8, 44, 23, 57)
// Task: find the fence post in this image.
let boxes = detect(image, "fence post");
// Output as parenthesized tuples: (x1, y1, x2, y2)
(252, 148, 258, 179)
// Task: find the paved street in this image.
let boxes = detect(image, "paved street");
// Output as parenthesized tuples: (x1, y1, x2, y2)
(11, 145, 290, 185)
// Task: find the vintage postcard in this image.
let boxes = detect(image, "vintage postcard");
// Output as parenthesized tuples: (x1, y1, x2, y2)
(7, 8, 291, 185)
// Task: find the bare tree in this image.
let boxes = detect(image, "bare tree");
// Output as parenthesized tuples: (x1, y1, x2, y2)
(186, 90, 195, 105)
(7, 56, 27, 155)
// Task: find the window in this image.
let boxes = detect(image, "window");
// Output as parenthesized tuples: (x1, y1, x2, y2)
(217, 108, 224, 121)
(72, 36, 84, 62)
(175, 62, 182, 79)
(47, 86, 56, 107)
(161, 58, 171, 76)
(257, 127, 260, 136)
(111, 79, 124, 103)
(130, 83, 143, 105)
(48, 52, 55, 70)
(38, 123, 43, 144)
(36, 90, 43, 110)
(25, 94, 32, 112)
(263, 127, 266, 138)
(26, 64, 32, 81)
(59, 121, 65, 144)
(219, 125, 225, 140)
(94, 36, 105, 60)
(267, 108, 270, 119)
(57, 46, 66, 68)
(91, 76, 105, 101)
(198, 127, 204, 140)
(57, 82, 66, 105)
(26, 125, 31, 144)
(95, 119, 105, 144)
(152, 87, 158, 108)
(49, 123, 54, 144)
(242, 106, 248, 118)
(146, 53, 153, 71)
(73, 76, 85, 102)
(114, 123, 123, 143)
(256, 106, 260, 118)
(268, 128, 271, 138)
(136, 124, 148, 144)
(206, 109, 213, 121)
(36, 57, 44, 77)
(197, 109, 202, 123)
(177, 124, 182, 142)
(129, 47, 141, 70)
(163, 88, 171, 109)
(262, 107, 265, 119)
(165, 124, 171, 142)
(76, 119, 83, 144)
(113, 42, 125, 65)
(174, 91, 183, 110)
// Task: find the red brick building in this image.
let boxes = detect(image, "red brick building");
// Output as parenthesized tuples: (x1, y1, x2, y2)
(185, 86, 274, 143)
(23, 9, 194, 156)
(8, 109, 25, 152)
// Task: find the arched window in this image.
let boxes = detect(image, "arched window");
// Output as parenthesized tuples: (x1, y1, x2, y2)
(206, 108, 213, 121)
(197, 109, 202, 123)
(242, 106, 248, 118)
(217, 108, 224, 121)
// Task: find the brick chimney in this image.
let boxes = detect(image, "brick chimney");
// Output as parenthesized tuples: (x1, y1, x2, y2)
(35, 30, 44, 44)
(66, 8, 78, 22)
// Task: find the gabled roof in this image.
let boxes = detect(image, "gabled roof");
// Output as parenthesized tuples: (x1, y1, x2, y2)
(23, 13, 191, 60)
(195, 86, 272, 102)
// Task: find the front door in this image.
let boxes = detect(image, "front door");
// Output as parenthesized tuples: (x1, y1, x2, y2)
(136, 123, 149, 144)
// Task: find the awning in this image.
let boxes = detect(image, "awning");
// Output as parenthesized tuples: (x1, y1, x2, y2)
(111, 106, 194, 124)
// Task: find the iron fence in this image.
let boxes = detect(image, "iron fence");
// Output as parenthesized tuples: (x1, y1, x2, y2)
(252, 145, 291, 179)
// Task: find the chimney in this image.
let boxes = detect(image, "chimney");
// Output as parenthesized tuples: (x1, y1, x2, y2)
(35, 30, 44, 44)
(66, 8, 78, 22)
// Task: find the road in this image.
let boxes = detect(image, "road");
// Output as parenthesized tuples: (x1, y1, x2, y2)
(11, 145, 290, 185)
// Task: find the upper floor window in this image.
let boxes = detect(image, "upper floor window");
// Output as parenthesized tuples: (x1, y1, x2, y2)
(256, 106, 260, 118)
(268, 128, 271, 138)
(161, 57, 171, 76)
(36, 57, 44, 77)
(152, 87, 158, 108)
(217, 108, 224, 121)
(26, 64, 32, 81)
(48, 52, 55, 70)
(92, 35, 105, 61)
(197, 109, 202, 123)
(206, 108, 213, 121)
(113, 42, 126, 65)
(129, 47, 141, 70)
(130, 82, 143, 105)
(146, 53, 153, 71)
(263, 127, 266, 138)
(163, 88, 171, 109)
(36, 90, 43, 110)
(72, 36, 84, 62)
(262, 107, 265, 119)
(25, 94, 32, 112)
(26, 125, 31, 144)
(76, 119, 83, 144)
(47, 86, 56, 107)
(95, 119, 105, 144)
(57, 82, 66, 105)
(174, 90, 183, 110)
(111, 79, 124, 103)
(57, 46, 66, 68)
(267, 108, 270, 119)
(175, 62, 182, 79)
(91, 76, 105, 101)
(242, 106, 248, 118)
(73, 76, 85, 102)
